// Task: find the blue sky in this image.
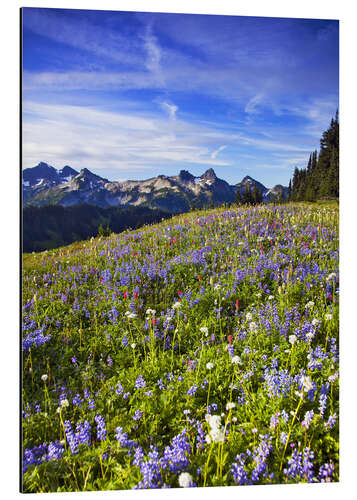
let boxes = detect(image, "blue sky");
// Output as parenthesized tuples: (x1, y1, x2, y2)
(22, 8, 339, 187)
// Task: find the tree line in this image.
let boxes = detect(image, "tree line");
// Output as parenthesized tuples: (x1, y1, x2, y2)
(235, 185, 263, 205)
(23, 204, 172, 253)
(289, 111, 339, 201)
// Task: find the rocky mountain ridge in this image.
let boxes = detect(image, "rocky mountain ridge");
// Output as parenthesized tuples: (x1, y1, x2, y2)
(23, 162, 288, 212)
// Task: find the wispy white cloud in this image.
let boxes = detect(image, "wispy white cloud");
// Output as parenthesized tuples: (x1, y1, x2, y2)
(245, 93, 264, 115)
(22, 101, 231, 176)
(211, 145, 227, 159)
(23, 70, 160, 92)
(143, 24, 164, 85)
(23, 8, 144, 68)
(160, 101, 178, 120)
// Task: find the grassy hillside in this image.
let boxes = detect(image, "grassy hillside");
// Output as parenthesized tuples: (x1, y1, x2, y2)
(22, 202, 339, 492)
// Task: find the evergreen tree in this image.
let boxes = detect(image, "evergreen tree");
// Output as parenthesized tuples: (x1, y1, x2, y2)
(235, 189, 242, 205)
(288, 180, 292, 200)
(252, 185, 263, 204)
(289, 111, 339, 201)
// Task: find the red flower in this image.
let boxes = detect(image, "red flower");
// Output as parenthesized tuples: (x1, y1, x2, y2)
(123, 291, 128, 299)
(178, 291, 182, 296)
(228, 334, 233, 344)
(235, 299, 239, 311)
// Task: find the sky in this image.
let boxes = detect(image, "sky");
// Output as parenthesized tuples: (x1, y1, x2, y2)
(21, 7, 339, 187)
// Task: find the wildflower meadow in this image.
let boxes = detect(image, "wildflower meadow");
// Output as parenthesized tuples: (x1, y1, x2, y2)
(22, 202, 339, 492)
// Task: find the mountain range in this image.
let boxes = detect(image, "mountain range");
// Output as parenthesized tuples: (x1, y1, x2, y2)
(22, 162, 288, 212)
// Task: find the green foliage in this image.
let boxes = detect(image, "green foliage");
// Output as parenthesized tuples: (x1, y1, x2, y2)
(236, 186, 263, 206)
(290, 111, 339, 201)
(23, 204, 172, 253)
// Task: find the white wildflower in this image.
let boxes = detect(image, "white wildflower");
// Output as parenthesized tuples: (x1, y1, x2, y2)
(172, 302, 181, 309)
(126, 312, 137, 319)
(206, 362, 214, 370)
(249, 322, 258, 333)
(206, 427, 225, 444)
(246, 312, 253, 321)
(327, 273, 337, 281)
(146, 308, 156, 316)
(325, 313, 333, 321)
(200, 327, 209, 336)
(60, 399, 69, 408)
(305, 301, 315, 309)
(231, 356, 242, 365)
(226, 402, 236, 410)
(41, 374, 48, 382)
(301, 375, 314, 392)
(205, 414, 225, 443)
(205, 414, 221, 428)
(289, 335, 297, 345)
(131, 343, 136, 349)
(178, 472, 193, 488)
(311, 318, 319, 326)
(268, 295, 274, 301)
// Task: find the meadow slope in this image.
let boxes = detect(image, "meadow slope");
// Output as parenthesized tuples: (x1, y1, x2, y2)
(22, 203, 339, 492)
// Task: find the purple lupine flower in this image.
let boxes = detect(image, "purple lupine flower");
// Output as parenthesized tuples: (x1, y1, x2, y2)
(94, 414, 107, 441)
(187, 385, 197, 396)
(318, 462, 334, 482)
(318, 394, 327, 416)
(133, 446, 145, 466)
(116, 382, 124, 396)
(72, 393, 83, 408)
(157, 379, 166, 391)
(76, 420, 91, 446)
(284, 447, 315, 483)
(301, 410, 314, 429)
(122, 335, 128, 347)
(133, 410, 144, 421)
(64, 420, 79, 455)
(230, 454, 251, 486)
(269, 413, 280, 430)
(162, 429, 192, 473)
(115, 426, 138, 449)
(325, 413, 337, 429)
(47, 441, 65, 461)
(134, 374, 146, 389)
(280, 432, 288, 445)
